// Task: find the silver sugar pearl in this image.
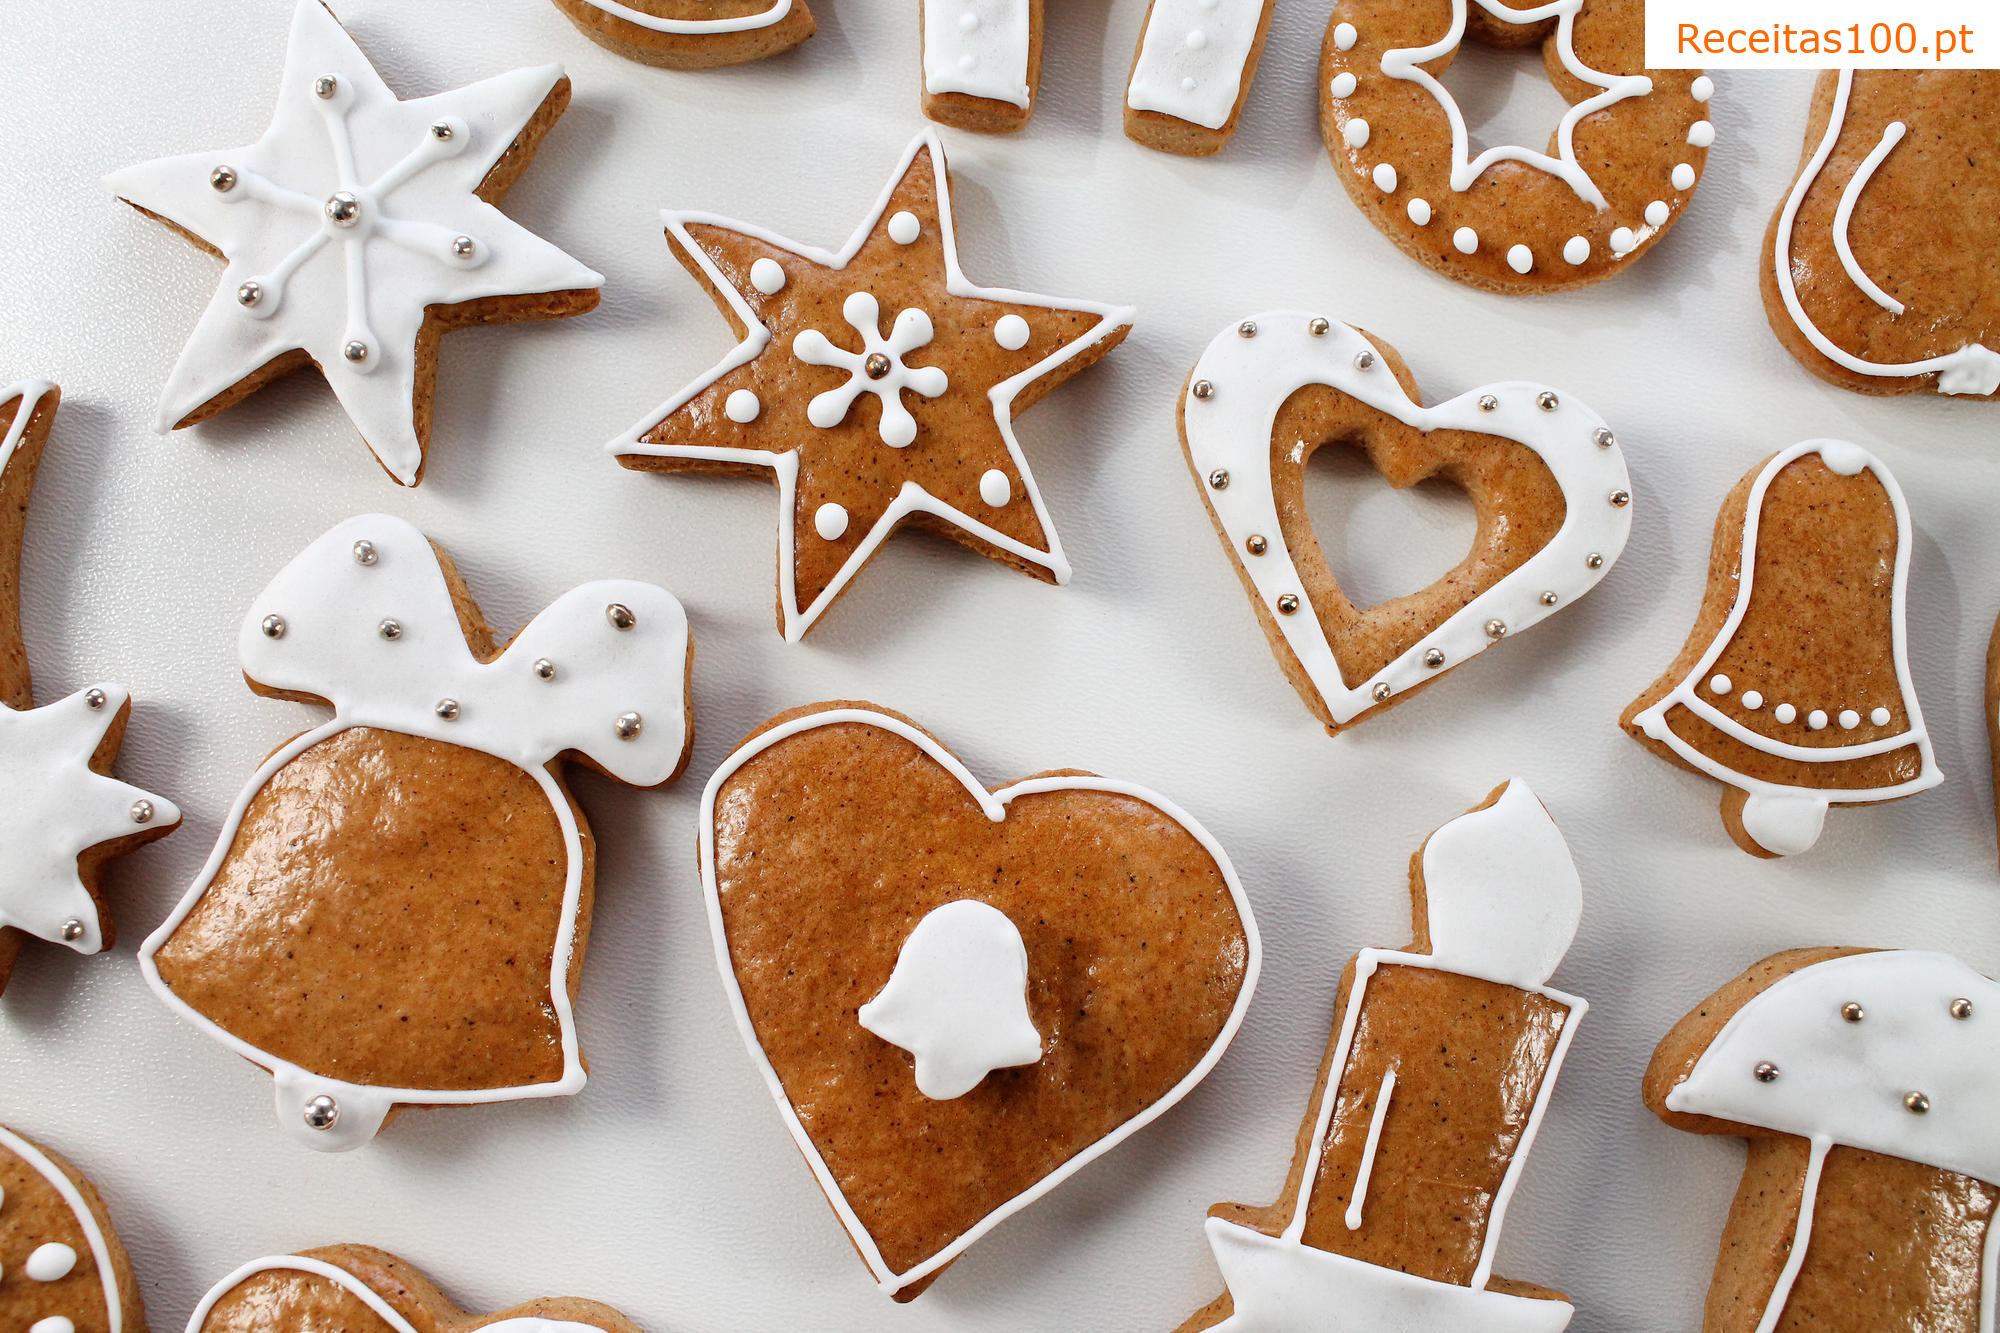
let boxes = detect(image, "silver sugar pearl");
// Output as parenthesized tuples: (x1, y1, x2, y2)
(1905, 1091, 1932, 1114)
(430, 120, 455, 141)
(260, 614, 286, 639)
(1275, 593, 1300, 616)
(85, 688, 107, 710)
(236, 281, 263, 308)
(61, 918, 85, 942)
(1237, 320, 1257, 338)
(1191, 379, 1214, 401)
(130, 800, 154, 824)
(1371, 682, 1392, 702)
(614, 711, 644, 740)
(434, 698, 460, 721)
(1484, 618, 1507, 640)
(352, 539, 377, 565)
(451, 235, 476, 259)
(377, 618, 402, 641)
(325, 191, 361, 227)
(313, 74, 338, 99)
(1586, 552, 1605, 570)
(1754, 1061, 1780, 1083)
(1423, 647, 1446, 668)
(1609, 489, 1631, 508)
(342, 340, 369, 364)
(1952, 997, 1975, 1019)
(863, 351, 892, 380)
(606, 603, 637, 630)
(210, 165, 238, 192)
(1477, 394, 1498, 412)
(1594, 426, 1616, 449)
(303, 1095, 340, 1130)
(1245, 534, 1268, 557)
(533, 657, 557, 681)
(1538, 591, 1558, 607)
(1308, 317, 1331, 336)
(1537, 390, 1560, 412)
(1841, 1002, 1865, 1022)
(1208, 468, 1230, 491)
(1354, 350, 1376, 371)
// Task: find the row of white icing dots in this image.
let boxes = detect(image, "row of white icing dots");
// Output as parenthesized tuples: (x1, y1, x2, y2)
(1702, 674, 1893, 733)
(1328, 7, 1713, 275)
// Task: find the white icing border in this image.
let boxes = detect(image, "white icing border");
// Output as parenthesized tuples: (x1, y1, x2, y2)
(567, 0, 789, 34)
(1772, 69, 2000, 396)
(696, 706, 1260, 1295)
(0, 1123, 123, 1333)
(1632, 440, 1941, 855)
(1184, 313, 1632, 728)
(185, 1255, 606, 1333)
(0, 379, 55, 476)
(608, 130, 1134, 643)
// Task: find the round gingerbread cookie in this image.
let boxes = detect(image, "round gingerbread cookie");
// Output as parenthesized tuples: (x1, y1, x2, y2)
(547, 0, 815, 70)
(1320, 0, 1713, 292)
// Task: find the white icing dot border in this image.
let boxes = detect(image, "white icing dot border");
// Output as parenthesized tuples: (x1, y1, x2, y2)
(1184, 314, 1632, 728)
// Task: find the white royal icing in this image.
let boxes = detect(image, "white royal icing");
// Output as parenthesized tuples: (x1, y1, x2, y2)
(0, 1124, 123, 1333)
(104, 0, 603, 484)
(1632, 440, 1940, 857)
(566, 0, 791, 34)
(184, 1255, 611, 1333)
(1773, 69, 2000, 396)
(857, 899, 1043, 1099)
(792, 292, 949, 448)
(922, 0, 1033, 108)
(1206, 779, 1585, 1329)
(0, 387, 182, 959)
(138, 514, 690, 1151)
(1666, 951, 2000, 1333)
(1184, 314, 1632, 728)
(608, 130, 1134, 643)
(1127, 0, 1266, 131)
(697, 707, 1259, 1295)
(26, 1242, 78, 1281)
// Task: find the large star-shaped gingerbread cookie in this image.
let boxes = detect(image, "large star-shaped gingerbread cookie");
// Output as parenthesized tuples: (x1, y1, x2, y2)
(105, 0, 603, 486)
(610, 130, 1133, 642)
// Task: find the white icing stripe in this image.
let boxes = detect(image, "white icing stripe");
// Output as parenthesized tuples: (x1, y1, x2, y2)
(566, 0, 790, 33)
(0, 379, 54, 476)
(1126, 0, 1265, 130)
(922, 0, 1032, 107)
(138, 515, 689, 1151)
(1773, 69, 2000, 395)
(697, 707, 1260, 1296)
(1343, 1069, 1395, 1231)
(1185, 315, 1631, 727)
(1755, 1136, 1830, 1333)
(1379, 0, 1653, 209)
(1833, 120, 1909, 315)
(1983, 1188, 1999, 1333)
(184, 1255, 608, 1333)
(1632, 441, 1940, 855)
(607, 130, 1134, 643)
(0, 1125, 122, 1333)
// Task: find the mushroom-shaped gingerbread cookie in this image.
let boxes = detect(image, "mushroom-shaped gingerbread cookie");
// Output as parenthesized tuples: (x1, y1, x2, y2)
(0, 382, 180, 998)
(547, 0, 815, 70)
(189, 1246, 639, 1333)
(140, 515, 693, 1151)
(700, 703, 1258, 1298)
(0, 1123, 146, 1333)
(1647, 948, 2000, 1331)
(1184, 780, 1588, 1331)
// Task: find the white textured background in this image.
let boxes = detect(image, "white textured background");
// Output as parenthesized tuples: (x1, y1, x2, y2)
(1, 2, 1994, 1330)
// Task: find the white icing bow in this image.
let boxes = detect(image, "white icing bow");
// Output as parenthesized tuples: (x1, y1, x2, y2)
(238, 514, 689, 783)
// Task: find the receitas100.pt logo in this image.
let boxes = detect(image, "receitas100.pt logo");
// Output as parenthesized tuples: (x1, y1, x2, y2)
(1645, 0, 1990, 67)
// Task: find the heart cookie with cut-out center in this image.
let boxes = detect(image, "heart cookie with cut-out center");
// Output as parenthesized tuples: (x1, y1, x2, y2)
(1180, 313, 1632, 735)
(699, 702, 1259, 1300)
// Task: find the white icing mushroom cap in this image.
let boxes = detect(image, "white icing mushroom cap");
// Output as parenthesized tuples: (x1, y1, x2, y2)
(1667, 950, 2000, 1183)
(1419, 779, 1582, 989)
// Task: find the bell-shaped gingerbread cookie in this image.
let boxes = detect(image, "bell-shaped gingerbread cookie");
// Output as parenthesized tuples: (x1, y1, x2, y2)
(1184, 780, 1587, 1331)
(1624, 441, 1939, 857)
(0, 1122, 147, 1333)
(189, 1245, 639, 1332)
(141, 515, 693, 1151)
(1647, 948, 2000, 1330)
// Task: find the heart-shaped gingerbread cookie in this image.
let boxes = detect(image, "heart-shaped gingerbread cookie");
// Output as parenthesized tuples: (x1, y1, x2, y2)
(188, 1246, 639, 1332)
(700, 703, 1260, 1298)
(1181, 313, 1633, 734)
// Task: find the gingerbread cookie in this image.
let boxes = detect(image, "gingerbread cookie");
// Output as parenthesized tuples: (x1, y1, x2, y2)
(700, 702, 1258, 1297)
(105, 0, 603, 486)
(140, 514, 692, 1150)
(1185, 780, 1585, 1331)
(918, 1, 1275, 151)
(1181, 313, 1632, 735)
(548, 0, 814, 69)
(1623, 440, 1938, 858)
(190, 1246, 638, 1332)
(1646, 948, 1999, 1331)
(1321, 0, 1713, 291)
(609, 130, 1132, 642)
(0, 382, 180, 997)
(0, 1123, 146, 1333)
(1765, 70, 2000, 398)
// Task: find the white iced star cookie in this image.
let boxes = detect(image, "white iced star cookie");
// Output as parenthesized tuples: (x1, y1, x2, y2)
(859, 900, 1043, 1099)
(0, 384, 180, 997)
(105, 0, 603, 486)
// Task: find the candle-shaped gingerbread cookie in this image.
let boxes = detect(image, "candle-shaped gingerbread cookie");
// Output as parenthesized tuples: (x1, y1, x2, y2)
(1183, 780, 1587, 1331)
